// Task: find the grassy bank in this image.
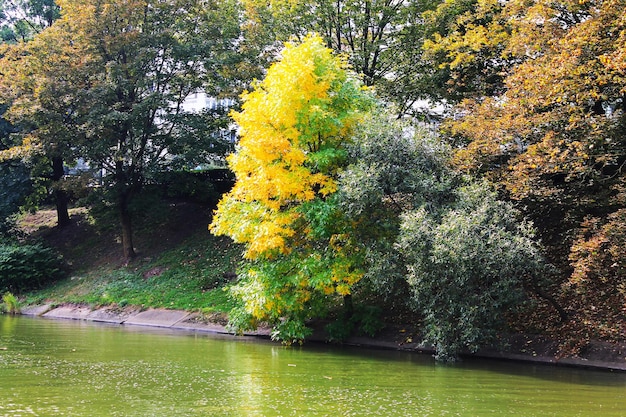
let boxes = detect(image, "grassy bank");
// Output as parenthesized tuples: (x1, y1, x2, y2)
(18, 201, 243, 315)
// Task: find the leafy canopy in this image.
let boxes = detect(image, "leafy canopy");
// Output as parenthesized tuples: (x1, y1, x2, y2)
(2, 0, 242, 259)
(211, 34, 372, 259)
(425, 0, 626, 344)
(242, 0, 441, 117)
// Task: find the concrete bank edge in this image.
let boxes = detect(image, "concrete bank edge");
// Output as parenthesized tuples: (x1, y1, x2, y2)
(18, 304, 626, 372)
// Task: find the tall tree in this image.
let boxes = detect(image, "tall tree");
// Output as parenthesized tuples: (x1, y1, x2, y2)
(2, 0, 242, 260)
(0, 0, 60, 228)
(210, 35, 374, 342)
(0, 26, 87, 227)
(242, 0, 439, 117)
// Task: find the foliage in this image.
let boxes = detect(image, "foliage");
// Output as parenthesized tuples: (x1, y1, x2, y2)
(448, 0, 626, 192)
(565, 208, 626, 342)
(0, 106, 31, 236)
(153, 170, 221, 205)
(0, 242, 65, 292)
(0, 0, 243, 259)
(0, 0, 59, 42)
(242, 0, 441, 117)
(324, 304, 384, 342)
(1, 291, 19, 314)
(0, 105, 31, 236)
(0, 5, 100, 228)
(422, 0, 511, 101)
(211, 35, 374, 342)
(0, 161, 31, 236)
(427, 0, 626, 342)
(337, 113, 455, 306)
(337, 111, 546, 360)
(398, 183, 546, 361)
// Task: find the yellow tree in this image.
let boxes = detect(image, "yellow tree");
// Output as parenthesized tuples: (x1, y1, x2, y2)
(210, 35, 373, 342)
(422, 0, 511, 100)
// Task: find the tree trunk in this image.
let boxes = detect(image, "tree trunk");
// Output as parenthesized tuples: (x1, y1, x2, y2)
(343, 294, 354, 318)
(528, 282, 569, 323)
(54, 188, 71, 227)
(51, 156, 71, 227)
(119, 190, 136, 261)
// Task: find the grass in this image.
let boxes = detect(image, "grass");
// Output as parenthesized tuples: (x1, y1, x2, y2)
(19, 200, 244, 314)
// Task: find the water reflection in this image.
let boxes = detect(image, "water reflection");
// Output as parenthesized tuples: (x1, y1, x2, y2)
(0, 315, 624, 416)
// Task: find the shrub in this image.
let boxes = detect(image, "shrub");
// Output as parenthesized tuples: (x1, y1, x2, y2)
(2, 292, 20, 314)
(325, 304, 384, 342)
(0, 161, 31, 237)
(154, 170, 222, 204)
(0, 243, 65, 293)
(398, 183, 546, 361)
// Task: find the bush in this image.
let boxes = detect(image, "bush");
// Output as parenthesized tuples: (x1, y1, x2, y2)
(337, 112, 548, 361)
(0, 161, 31, 237)
(398, 183, 546, 361)
(0, 243, 65, 293)
(324, 304, 385, 342)
(154, 170, 224, 204)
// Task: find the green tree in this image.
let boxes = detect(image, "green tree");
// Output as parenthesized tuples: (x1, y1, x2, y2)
(398, 183, 546, 361)
(3, 0, 242, 260)
(210, 35, 374, 342)
(243, 0, 439, 117)
(339, 112, 547, 361)
(0, 0, 59, 42)
(337, 113, 454, 306)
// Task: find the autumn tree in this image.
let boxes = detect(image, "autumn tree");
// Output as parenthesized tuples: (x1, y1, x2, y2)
(430, 0, 626, 339)
(0, 23, 89, 227)
(0, 0, 62, 227)
(421, 0, 511, 102)
(210, 35, 374, 342)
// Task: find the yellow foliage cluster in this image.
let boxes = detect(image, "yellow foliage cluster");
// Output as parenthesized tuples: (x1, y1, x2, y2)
(211, 35, 367, 259)
(424, 0, 509, 71)
(0, 2, 96, 161)
(442, 0, 626, 200)
(211, 36, 373, 330)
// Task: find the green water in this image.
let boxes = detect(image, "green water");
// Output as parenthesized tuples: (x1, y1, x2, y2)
(1, 316, 624, 416)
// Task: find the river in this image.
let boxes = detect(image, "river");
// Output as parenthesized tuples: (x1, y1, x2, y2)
(1, 315, 625, 416)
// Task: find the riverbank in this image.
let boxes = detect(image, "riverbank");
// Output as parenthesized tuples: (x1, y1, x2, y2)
(10, 202, 626, 373)
(19, 303, 626, 372)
